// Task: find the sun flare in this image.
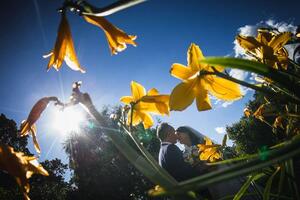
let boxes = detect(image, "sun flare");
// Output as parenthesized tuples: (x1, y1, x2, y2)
(52, 107, 85, 134)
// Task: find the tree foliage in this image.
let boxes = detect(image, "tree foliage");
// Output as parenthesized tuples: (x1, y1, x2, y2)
(64, 106, 160, 200)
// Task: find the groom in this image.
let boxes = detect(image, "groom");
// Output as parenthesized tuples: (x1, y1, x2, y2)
(157, 123, 198, 181)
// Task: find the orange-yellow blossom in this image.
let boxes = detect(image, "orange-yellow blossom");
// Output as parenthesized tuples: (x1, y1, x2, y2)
(20, 97, 57, 153)
(0, 144, 48, 200)
(83, 15, 137, 55)
(170, 43, 242, 111)
(197, 137, 221, 162)
(120, 81, 169, 129)
(236, 29, 291, 69)
(44, 14, 85, 73)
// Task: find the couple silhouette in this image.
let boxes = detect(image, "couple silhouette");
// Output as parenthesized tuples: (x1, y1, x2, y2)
(157, 123, 212, 198)
(157, 123, 253, 200)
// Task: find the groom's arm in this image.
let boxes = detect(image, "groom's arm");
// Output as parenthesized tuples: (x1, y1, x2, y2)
(166, 144, 198, 182)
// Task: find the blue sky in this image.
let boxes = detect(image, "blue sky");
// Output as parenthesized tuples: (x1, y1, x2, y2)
(0, 0, 299, 164)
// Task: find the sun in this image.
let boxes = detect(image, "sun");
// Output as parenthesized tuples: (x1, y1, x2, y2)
(52, 107, 85, 134)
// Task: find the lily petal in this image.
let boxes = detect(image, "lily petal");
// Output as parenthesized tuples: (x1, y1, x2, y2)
(137, 111, 154, 129)
(131, 81, 146, 101)
(195, 79, 212, 111)
(236, 35, 261, 53)
(268, 32, 291, 52)
(147, 88, 159, 95)
(187, 43, 206, 71)
(205, 76, 242, 101)
(46, 14, 85, 73)
(83, 15, 136, 55)
(170, 63, 195, 80)
(120, 96, 134, 104)
(169, 79, 197, 111)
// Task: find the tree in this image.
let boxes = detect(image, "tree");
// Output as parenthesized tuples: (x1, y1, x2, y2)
(64, 106, 159, 200)
(29, 159, 71, 200)
(0, 114, 71, 200)
(226, 92, 276, 154)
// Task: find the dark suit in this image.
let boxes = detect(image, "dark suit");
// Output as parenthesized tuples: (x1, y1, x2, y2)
(158, 142, 198, 182)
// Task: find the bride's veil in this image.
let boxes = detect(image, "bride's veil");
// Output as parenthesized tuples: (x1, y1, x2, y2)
(176, 126, 206, 145)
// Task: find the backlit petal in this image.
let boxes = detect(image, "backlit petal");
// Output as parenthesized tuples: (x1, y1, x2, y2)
(131, 81, 146, 101)
(120, 96, 134, 104)
(83, 15, 136, 55)
(195, 78, 212, 111)
(46, 14, 85, 73)
(169, 79, 197, 111)
(187, 43, 205, 71)
(147, 88, 159, 95)
(137, 111, 154, 129)
(21, 97, 52, 135)
(170, 63, 195, 80)
(205, 76, 242, 101)
(268, 32, 291, 52)
(30, 125, 41, 154)
(127, 110, 142, 126)
(236, 35, 260, 53)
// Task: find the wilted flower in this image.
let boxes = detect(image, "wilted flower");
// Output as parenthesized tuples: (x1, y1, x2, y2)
(169, 43, 242, 111)
(243, 107, 252, 117)
(236, 29, 291, 70)
(198, 137, 221, 162)
(20, 97, 57, 153)
(253, 104, 266, 121)
(273, 116, 284, 129)
(44, 14, 85, 73)
(0, 144, 49, 200)
(120, 81, 169, 129)
(83, 15, 137, 55)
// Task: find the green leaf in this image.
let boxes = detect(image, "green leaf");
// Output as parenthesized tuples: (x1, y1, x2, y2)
(263, 166, 281, 200)
(200, 57, 270, 75)
(201, 57, 300, 99)
(222, 134, 227, 147)
(233, 173, 265, 200)
(277, 164, 285, 200)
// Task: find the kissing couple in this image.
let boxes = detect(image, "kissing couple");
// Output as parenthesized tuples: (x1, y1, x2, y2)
(157, 123, 248, 199)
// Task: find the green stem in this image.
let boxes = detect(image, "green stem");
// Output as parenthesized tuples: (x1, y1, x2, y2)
(119, 122, 178, 185)
(129, 104, 134, 132)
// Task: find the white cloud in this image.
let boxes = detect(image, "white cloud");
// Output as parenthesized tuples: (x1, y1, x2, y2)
(215, 127, 226, 134)
(221, 101, 233, 108)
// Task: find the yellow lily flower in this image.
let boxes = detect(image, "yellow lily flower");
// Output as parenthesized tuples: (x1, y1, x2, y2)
(44, 14, 85, 73)
(0, 144, 49, 200)
(83, 15, 137, 55)
(120, 81, 169, 129)
(236, 29, 291, 70)
(197, 137, 221, 162)
(170, 43, 242, 111)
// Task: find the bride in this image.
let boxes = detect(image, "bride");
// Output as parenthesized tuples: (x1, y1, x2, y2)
(175, 126, 257, 200)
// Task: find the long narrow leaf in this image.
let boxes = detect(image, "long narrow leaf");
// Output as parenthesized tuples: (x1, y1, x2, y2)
(152, 135, 300, 196)
(200, 57, 270, 75)
(263, 166, 281, 200)
(233, 173, 265, 200)
(201, 57, 300, 98)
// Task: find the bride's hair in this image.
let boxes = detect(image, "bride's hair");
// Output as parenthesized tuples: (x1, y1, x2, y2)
(176, 126, 205, 146)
